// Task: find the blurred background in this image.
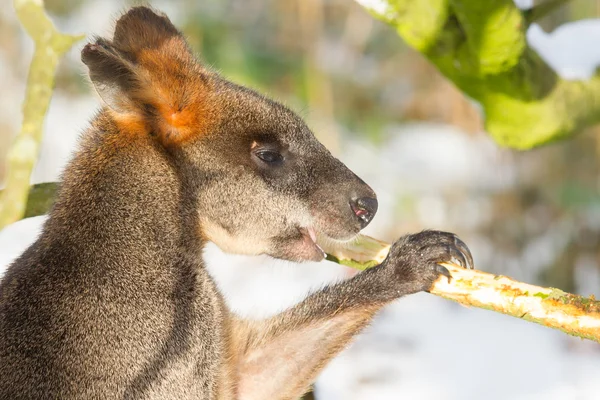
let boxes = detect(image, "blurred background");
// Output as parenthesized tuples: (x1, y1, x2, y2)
(2, 0, 600, 399)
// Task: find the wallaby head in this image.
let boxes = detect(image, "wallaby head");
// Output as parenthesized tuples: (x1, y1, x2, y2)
(81, 6, 377, 263)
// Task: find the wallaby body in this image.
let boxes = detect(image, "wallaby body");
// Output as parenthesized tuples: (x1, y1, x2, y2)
(0, 7, 473, 399)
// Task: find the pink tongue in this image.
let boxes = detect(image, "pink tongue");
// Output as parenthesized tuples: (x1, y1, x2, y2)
(308, 228, 317, 243)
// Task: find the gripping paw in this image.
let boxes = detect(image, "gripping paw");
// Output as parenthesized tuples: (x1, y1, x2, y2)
(378, 230, 474, 296)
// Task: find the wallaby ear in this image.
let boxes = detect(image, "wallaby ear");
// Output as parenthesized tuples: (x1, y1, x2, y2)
(81, 6, 217, 146)
(112, 6, 184, 58)
(81, 38, 143, 114)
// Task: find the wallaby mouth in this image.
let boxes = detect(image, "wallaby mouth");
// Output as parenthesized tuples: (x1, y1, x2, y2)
(297, 226, 326, 260)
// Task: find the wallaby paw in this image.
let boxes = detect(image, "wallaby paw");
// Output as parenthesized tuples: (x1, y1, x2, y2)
(378, 230, 474, 295)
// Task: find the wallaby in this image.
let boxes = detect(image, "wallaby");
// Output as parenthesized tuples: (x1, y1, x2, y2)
(0, 6, 473, 400)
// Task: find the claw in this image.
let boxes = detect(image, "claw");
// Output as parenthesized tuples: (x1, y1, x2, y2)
(446, 244, 468, 269)
(435, 264, 452, 283)
(453, 235, 474, 269)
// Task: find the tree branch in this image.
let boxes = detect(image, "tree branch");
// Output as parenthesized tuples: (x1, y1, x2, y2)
(324, 234, 600, 343)
(21, 182, 58, 218)
(354, 0, 600, 149)
(0, 0, 83, 230)
(523, 0, 575, 26)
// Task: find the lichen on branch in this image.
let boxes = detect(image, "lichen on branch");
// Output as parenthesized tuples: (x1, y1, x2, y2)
(354, 0, 600, 149)
(0, 0, 83, 230)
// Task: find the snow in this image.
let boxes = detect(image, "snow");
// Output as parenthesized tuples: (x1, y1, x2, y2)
(528, 20, 600, 80)
(353, 0, 392, 17)
(513, 0, 534, 10)
(2, 2, 600, 399)
(0, 216, 45, 269)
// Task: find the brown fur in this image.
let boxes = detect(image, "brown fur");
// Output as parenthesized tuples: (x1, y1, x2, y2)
(0, 7, 473, 399)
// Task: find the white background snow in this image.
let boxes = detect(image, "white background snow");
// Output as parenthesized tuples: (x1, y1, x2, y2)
(1, 1, 600, 399)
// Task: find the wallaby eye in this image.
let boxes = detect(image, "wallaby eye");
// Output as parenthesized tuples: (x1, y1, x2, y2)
(254, 149, 284, 165)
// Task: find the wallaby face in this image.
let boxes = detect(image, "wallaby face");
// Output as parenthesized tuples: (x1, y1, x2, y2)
(82, 7, 376, 263)
(195, 100, 378, 262)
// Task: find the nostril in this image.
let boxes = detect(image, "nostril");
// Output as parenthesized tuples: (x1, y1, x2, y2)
(357, 197, 378, 215)
(350, 197, 378, 228)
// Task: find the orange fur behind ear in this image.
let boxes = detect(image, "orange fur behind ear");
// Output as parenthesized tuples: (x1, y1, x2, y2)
(117, 43, 219, 146)
(84, 7, 221, 146)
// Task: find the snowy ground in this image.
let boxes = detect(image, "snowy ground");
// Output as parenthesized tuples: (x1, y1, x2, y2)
(2, 1, 600, 398)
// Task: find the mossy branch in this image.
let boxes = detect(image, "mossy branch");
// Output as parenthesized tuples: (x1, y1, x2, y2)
(354, 0, 600, 149)
(6, 182, 600, 342)
(0, 0, 83, 230)
(324, 234, 600, 343)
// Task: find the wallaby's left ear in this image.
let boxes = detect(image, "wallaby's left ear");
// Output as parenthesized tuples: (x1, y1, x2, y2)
(112, 6, 183, 56)
(81, 6, 217, 146)
(81, 38, 143, 115)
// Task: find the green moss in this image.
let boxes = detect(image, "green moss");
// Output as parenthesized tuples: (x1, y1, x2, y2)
(550, 291, 600, 313)
(387, 0, 450, 53)
(358, 0, 600, 149)
(449, 0, 525, 75)
(23, 182, 59, 218)
(0, 182, 59, 220)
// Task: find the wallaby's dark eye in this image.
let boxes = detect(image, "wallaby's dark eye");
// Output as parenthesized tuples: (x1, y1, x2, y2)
(254, 149, 284, 165)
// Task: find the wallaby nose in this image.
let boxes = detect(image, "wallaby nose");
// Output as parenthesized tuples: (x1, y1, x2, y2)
(350, 196, 378, 229)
